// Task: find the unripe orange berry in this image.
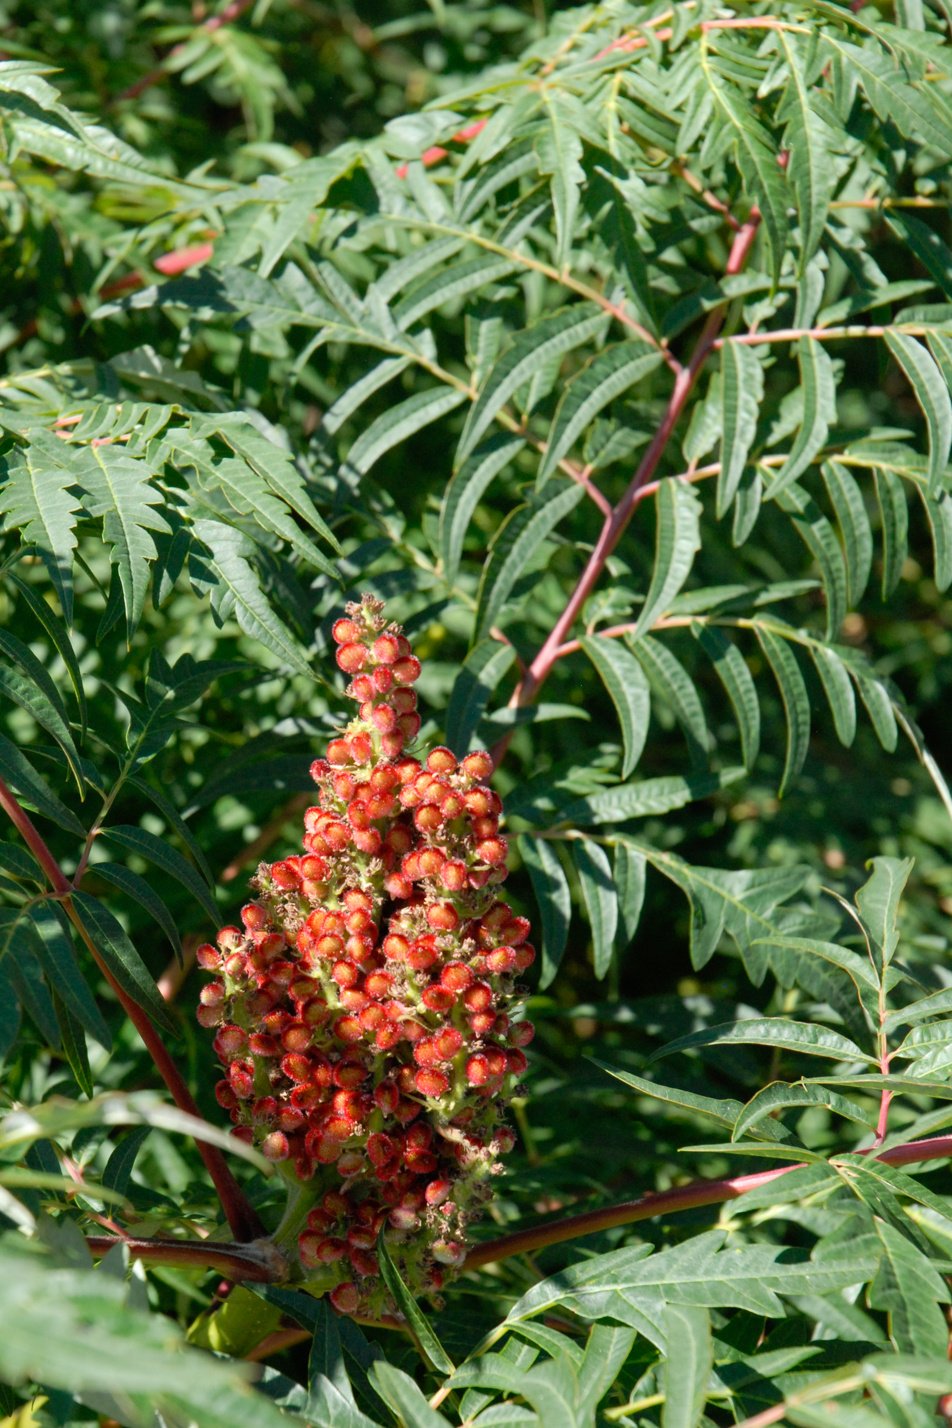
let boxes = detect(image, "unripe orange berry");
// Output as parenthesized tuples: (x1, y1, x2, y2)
(350, 731, 373, 763)
(415, 1068, 449, 1098)
(332, 618, 360, 643)
(465, 1053, 490, 1086)
(334, 1016, 363, 1044)
(336, 642, 367, 673)
(486, 945, 517, 974)
(373, 633, 401, 664)
(262, 1130, 290, 1161)
(461, 750, 493, 780)
(427, 901, 459, 932)
(476, 837, 508, 866)
(422, 985, 454, 1013)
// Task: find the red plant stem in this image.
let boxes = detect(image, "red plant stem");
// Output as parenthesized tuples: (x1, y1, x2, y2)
(85, 1235, 285, 1282)
(465, 1133, 952, 1269)
(112, 0, 256, 104)
(0, 777, 265, 1243)
(78, 1132, 952, 1284)
(720, 324, 891, 347)
(490, 211, 761, 769)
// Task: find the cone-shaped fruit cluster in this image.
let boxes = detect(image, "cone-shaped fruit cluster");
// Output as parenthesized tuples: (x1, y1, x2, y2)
(197, 596, 534, 1316)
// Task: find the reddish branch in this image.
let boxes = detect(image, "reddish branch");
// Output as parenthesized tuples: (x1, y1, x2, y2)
(84, 1235, 286, 1282)
(0, 776, 265, 1243)
(81, 1132, 952, 1284)
(112, 0, 257, 105)
(490, 211, 762, 769)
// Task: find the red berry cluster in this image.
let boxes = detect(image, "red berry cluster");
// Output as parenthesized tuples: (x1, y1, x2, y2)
(197, 596, 534, 1316)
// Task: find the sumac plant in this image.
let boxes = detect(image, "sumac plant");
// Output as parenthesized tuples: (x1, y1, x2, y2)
(2, 0, 952, 1424)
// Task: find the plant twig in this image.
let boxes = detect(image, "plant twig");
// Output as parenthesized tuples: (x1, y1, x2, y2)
(85, 1235, 287, 1283)
(490, 211, 761, 769)
(78, 1131, 952, 1284)
(465, 1133, 952, 1268)
(111, 0, 257, 105)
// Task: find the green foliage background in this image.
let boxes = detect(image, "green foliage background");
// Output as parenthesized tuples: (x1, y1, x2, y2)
(1, 0, 952, 1424)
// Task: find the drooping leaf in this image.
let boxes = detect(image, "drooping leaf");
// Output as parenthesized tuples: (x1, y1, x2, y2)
(343, 386, 467, 486)
(457, 304, 607, 465)
(0, 628, 82, 789)
(822, 460, 874, 608)
(691, 623, 760, 768)
(778, 33, 840, 268)
(767, 338, 837, 497)
(884, 331, 952, 497)
(579, 635, 651, 778)
(873, 467, 909, 598)
(376, 1233, 454, 1376)
(70, 892, 177, 1035)
(718, 341, 764, 517)
(627, 633, 712, 765)
(754, 626, 811, 796)
(474, 478, 585, 641)
(0, 444, 82, 622)
(661, 1305, 711, 1428)
(629, 480, 702, 640)
(572, 838, 617, 979)
(100, 824, 217, 925)
(539, 342, 662, 485)
(776, 483, 848, 639)
(444, 637, 516, 755)
(0, 733, 84, 836)
(519, 835, 571, 990)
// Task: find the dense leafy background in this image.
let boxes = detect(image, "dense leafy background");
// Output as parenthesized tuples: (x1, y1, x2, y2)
(2, 0, 952, 1424)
